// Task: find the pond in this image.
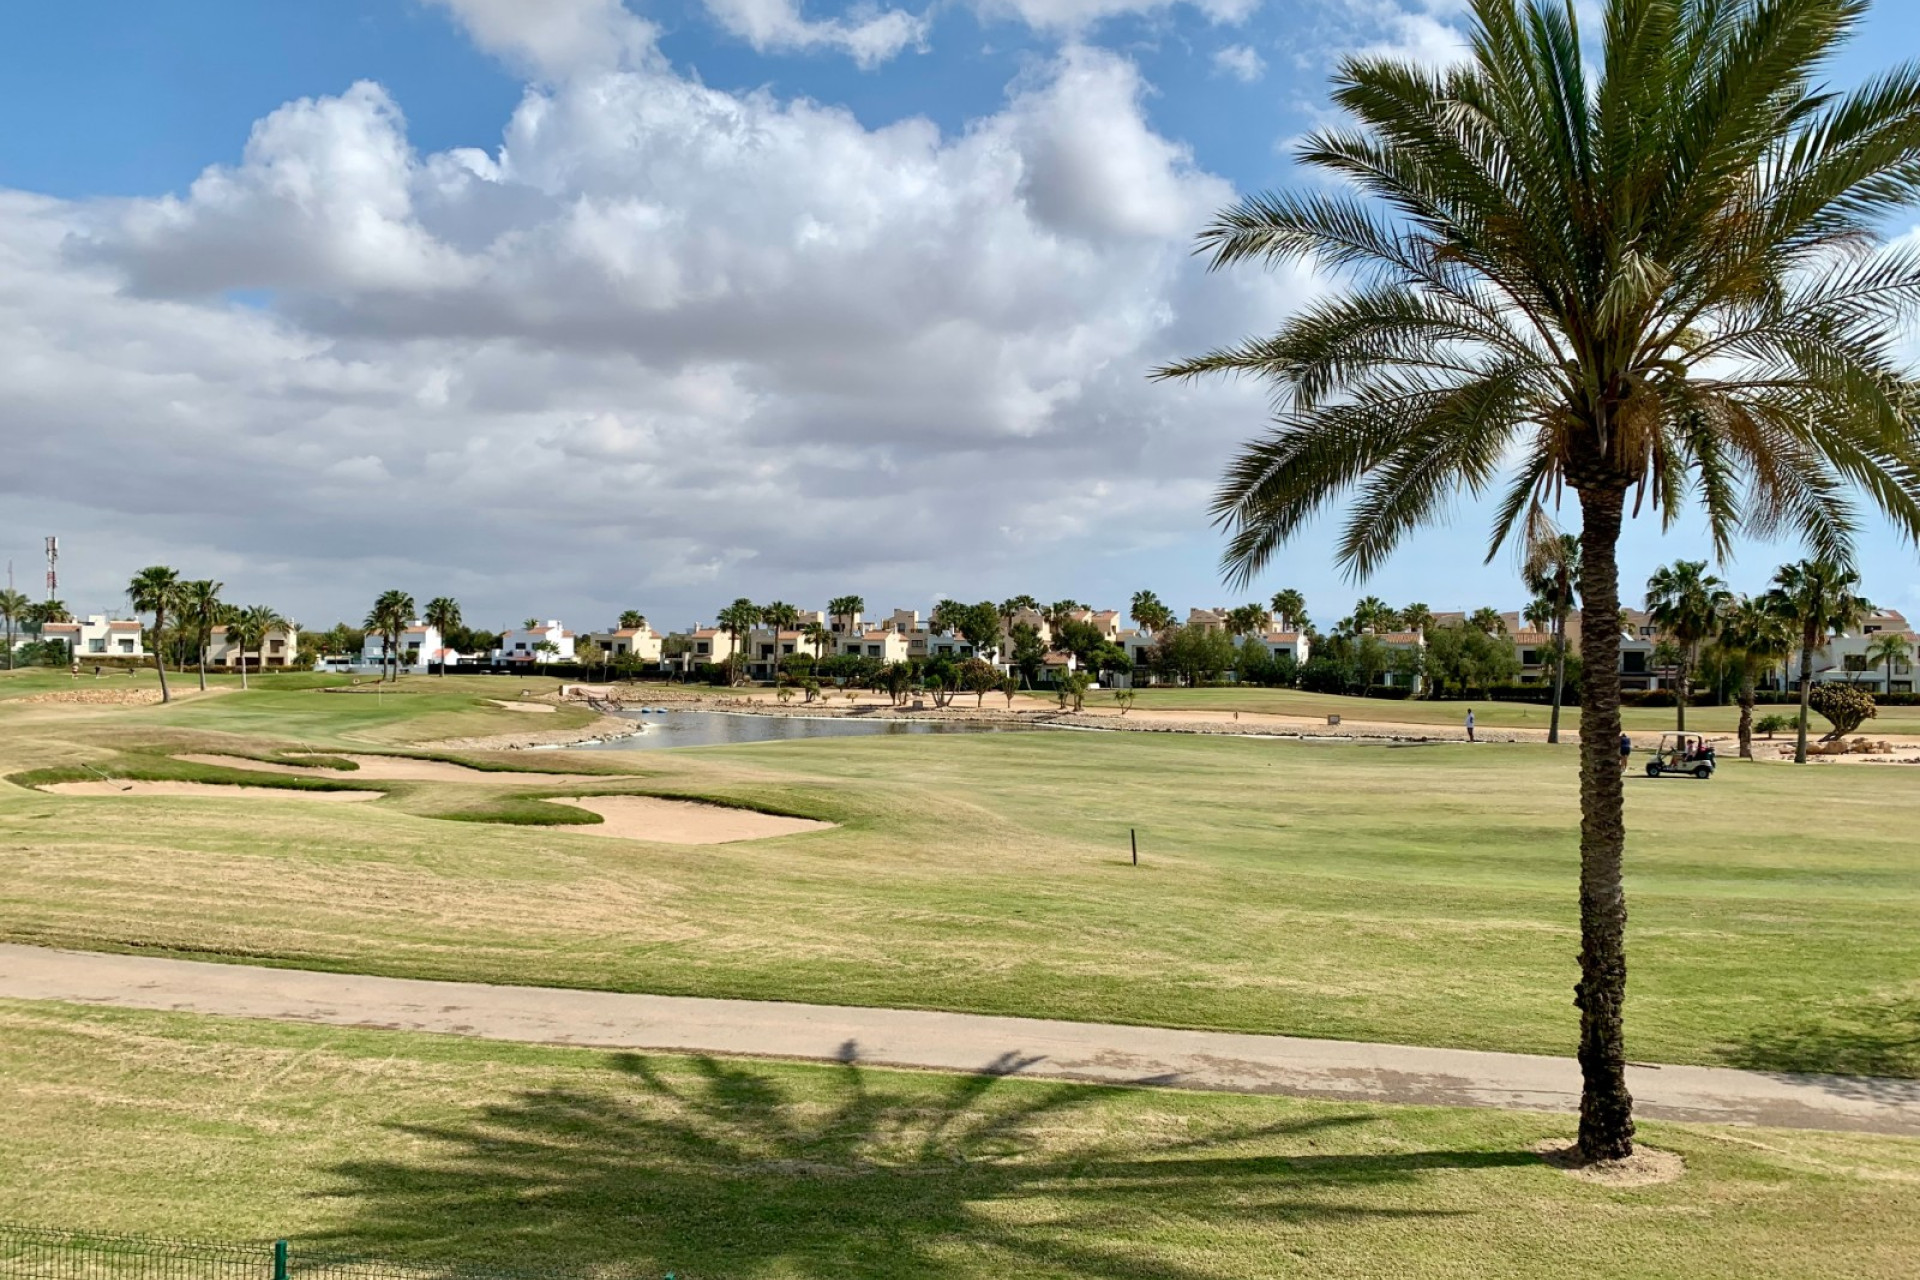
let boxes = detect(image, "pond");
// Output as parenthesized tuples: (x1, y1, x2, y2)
(570, 709, 1045, 750)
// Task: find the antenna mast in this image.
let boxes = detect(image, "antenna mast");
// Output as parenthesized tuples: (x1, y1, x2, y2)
(44, 536, 57, 602)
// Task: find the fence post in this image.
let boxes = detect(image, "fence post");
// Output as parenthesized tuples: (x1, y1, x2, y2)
(273, 1240, 289, 1280)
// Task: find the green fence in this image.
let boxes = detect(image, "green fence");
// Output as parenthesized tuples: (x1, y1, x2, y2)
(0, 1227, 656, 1280)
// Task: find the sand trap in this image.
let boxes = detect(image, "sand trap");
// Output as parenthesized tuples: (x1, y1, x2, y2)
(16, 688, 165, 706)
(489, 700, 557, 714)
(550, 795, 834, 845)
(39, 781, 381, 801)
(208, 753, 612, 785)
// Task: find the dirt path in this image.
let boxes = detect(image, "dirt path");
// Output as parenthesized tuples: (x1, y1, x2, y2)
(2, 944, 1912, 1136)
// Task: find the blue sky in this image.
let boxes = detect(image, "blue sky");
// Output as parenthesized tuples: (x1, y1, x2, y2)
(2, 0, 1918, 631)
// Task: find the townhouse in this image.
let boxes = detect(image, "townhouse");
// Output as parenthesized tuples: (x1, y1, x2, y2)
(41, 615, 144, 659)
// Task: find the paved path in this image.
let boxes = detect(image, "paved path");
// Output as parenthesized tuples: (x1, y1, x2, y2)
(3, 944, 1915, 1136)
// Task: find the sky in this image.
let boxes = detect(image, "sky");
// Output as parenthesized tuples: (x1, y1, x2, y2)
(3, 0, 1919, 633)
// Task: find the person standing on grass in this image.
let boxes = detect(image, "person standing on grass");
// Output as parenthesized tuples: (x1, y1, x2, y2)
(1465, 708, 1475, 743)
(1619, 732, 1633, 774)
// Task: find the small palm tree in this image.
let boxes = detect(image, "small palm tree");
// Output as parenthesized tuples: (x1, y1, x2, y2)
(127, 566, 182, 702)
(1716, 596, 1795, 760)
(1522, 519, 1582, 744)
(803, 621, 833, 661)
(1866, 632, 1913, 695)
(1644, 561, 1730, 731)
(1768, 560, 1873, 763)
(424, 597, 462, 675)
(180, 580, 224, 691)
(0, 588, 27, 671)
(1155, 0, 1920, 1162)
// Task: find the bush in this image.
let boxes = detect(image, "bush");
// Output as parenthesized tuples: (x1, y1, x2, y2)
(1755, 713, 1796, 737)
(1809, 683, 1876, 738)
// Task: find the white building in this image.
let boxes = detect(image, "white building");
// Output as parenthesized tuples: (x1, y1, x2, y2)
(495, 621, 574, 667)
(362, 622, 451, 671)
(42, 615, 144, 659)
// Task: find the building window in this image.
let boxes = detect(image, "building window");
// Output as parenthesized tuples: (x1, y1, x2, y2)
(1844, 654, 1870, 672)
(868, 646, 881, 657)
(1622, 651, 1647, 673)
(89, 639, 106, 653)
(696, 642, 710, 655)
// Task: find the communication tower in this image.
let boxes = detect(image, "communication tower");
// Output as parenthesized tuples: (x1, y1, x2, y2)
(44, 536, 57, 601)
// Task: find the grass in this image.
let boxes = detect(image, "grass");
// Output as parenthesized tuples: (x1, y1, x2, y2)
(2, 677, 1917, 1075)
(5, 1000, 1919, 1280)
(1079, 684, 1920, 734)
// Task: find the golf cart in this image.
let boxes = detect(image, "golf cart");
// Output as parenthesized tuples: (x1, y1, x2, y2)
(1646, 732, 1716, 779)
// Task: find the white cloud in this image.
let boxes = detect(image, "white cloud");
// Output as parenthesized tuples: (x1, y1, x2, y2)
(1341, 0, 1471, 69)
(15, 47, 1317, 625)
(702, 0, 929, 67)
(423, 0, 659, 78)
(1212, 44, 1266, 82)
(972, 0, 1259, 36)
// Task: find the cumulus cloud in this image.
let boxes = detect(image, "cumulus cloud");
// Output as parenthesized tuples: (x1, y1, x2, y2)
(702, 0, 929, 67)
(423, 0, 659, 78)
(1212, 44, 1266, 82)
(972, 0, 1259, 36)
(15, 43, 1313, 625)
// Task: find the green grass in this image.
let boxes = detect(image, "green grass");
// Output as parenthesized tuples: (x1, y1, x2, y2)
(1080, 684, 1920, 734)
(4, 1000, 1918, 1280)
(2, 681, 1916, 1075)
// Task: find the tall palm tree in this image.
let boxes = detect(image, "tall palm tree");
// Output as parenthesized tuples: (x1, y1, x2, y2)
(1522, 518, 1582, 744)
(1399, 602, 1434, 635)
(180, 580, 224, 692)
(1523, 597, 1555, 633)
(1644, 560, 1730, 730)
(225, 605, 287, 691)
(803, 621, 833, 661)
(717, 597, 760, 685)
(366, 590, 416, 683)
(1350, 596, 1399, 632)
(1716, 596, 1795, 760)
(127, 566, 182, 702)
(424, 597, 462, 675)
(1155, 0, 1920, 1162)
(1269, 588, 1308, 634)
(0, 588, 27, 671)
(1767, 560, 1873, 764)
(618, 609, 647, 630)
(1225, 603, 1271, 637)
(761, 601, 801, 633)
(1128, 590, 1172, 633)
(1867, 632, 1913, 695)
(826, 595, 865, 634)
(1467, 607, 1507, 636)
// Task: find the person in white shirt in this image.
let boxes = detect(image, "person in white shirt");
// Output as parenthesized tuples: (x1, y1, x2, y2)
(1464, 708, 1475, 743)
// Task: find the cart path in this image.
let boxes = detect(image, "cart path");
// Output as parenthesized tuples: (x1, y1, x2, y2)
(3, 943, 1916, 1136)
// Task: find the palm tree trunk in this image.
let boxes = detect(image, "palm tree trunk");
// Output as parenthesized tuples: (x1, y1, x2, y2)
(152, 609, 172, 704)
(1794, 638, 1814, 764)
(1674, 656, 1688, 732)
(198, 641, 207, 692)
(1548, 605, 1567, 745)
(1737, 672, 1755, 760)
(1573, 483, 1634, 1162)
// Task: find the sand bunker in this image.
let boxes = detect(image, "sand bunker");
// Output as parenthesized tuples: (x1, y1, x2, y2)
(489, 699, 557, 714)
(38, 781, 381, 801)
(550, 796, 834, 845)
(16, 688, 165, 706)
(182, 753, 611, 785)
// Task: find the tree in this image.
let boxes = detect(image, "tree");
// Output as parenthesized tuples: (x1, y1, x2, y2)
(1350, 596, 1399, 632)
(533, 640, 560, 675)
(1129, 590, 1172, 632)
(0, 588, 27, 671)
(25, 599, 70, 630)
(999, 676, 1020, 708)
(803, 621, 833, 661)
(958, 657, 1000, 706)
(1055, 668, 1094, 712)
(1043, 600, 1085, 634)
(1159, 0, 1920, 1161)
(1467, 607, 1506, 636)
(1269, 588, 1307, 634)
(225, 604, 286, 691)
(179, 580, 225, 691)
(127, 566, 182, 702)
(761, 601, 801, 634)
(1716, 596, 1793, 760)
(826, 596, 865, 631)
(1522, 517, 1582, 744)
(1768, 560, 1874, 764)
(366, 591, 416, 683)
(1225, 603, 1271, 637)
(955, 601, 1004, 659)
(1399, 602, 1434, 635)
(930, 598, 966, 637)
(1009, 623, 1046, 688)
(1644, 560, 1730, 730)
(424, 597, 462, 675)
(1809, 683, 1877, 741)
(618, 610, 647, 630)
(716, 598, 760, 686)
(1867, 632, 1913, 695)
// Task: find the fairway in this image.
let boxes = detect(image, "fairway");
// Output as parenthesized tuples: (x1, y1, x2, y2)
(2, 671, 1916, 1076)
(5, 1000, 1919, 1280)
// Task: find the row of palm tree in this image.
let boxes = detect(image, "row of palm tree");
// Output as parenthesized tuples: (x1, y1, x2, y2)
(119, 568, 295, 701)
(1162, 0, 1920, 1162)
(0, 591, 75, 669)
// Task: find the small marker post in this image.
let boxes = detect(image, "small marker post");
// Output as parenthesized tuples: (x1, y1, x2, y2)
(1130, 828, 1137, 866)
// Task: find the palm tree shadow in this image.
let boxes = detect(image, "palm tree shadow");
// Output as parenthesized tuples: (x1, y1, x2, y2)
(314, 1051, 1543, 1280)
(1721, 994, 1920, 1103)
(310, 1048, 1544, 1279)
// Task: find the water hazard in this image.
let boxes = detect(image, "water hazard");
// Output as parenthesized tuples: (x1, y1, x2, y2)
(573, 709, 1043, 750)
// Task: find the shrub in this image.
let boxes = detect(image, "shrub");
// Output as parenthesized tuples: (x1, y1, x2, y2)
(1755, 714, 1796, 738)
(1809, 683, 1876, 739)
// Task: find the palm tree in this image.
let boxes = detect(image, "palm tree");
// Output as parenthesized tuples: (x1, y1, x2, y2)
(826, 596, 865, 634)
(424, 597, 462, 675)
(803, 621, 833, 661)
(717, 597, 760, 685)
(179, 580, 224, 691)
(0, 588, 27, 671)
(1523, 597, 1555, 633)
(1043, 600, 1086, 634)
(1399, 602, 1434, 635)
(1225, 603, 1271, 637)
(366, 590, 416, 683)
(1154, 0, 1920, 1162)
(618, 609, 647, 630)
(1350, 596, 1399, 632)
(761, 601, 801, 633)
(1269, 588, 1308, 634)
(127, 566, 182, 702)
(1867, 632, 1913, 695)
(225, 604, 286, 691)
(1644, 561, 1730, 730)
(1768, 560, 1873, 764)
(1522, 519, 1582, 744)
(1128, 590, 1172, 633)
(1716, 596, 1795, 760)
(1467, 607, 1506, 636)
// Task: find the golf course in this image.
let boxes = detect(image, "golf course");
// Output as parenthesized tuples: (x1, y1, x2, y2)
(3, 669, 1918, 1276)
